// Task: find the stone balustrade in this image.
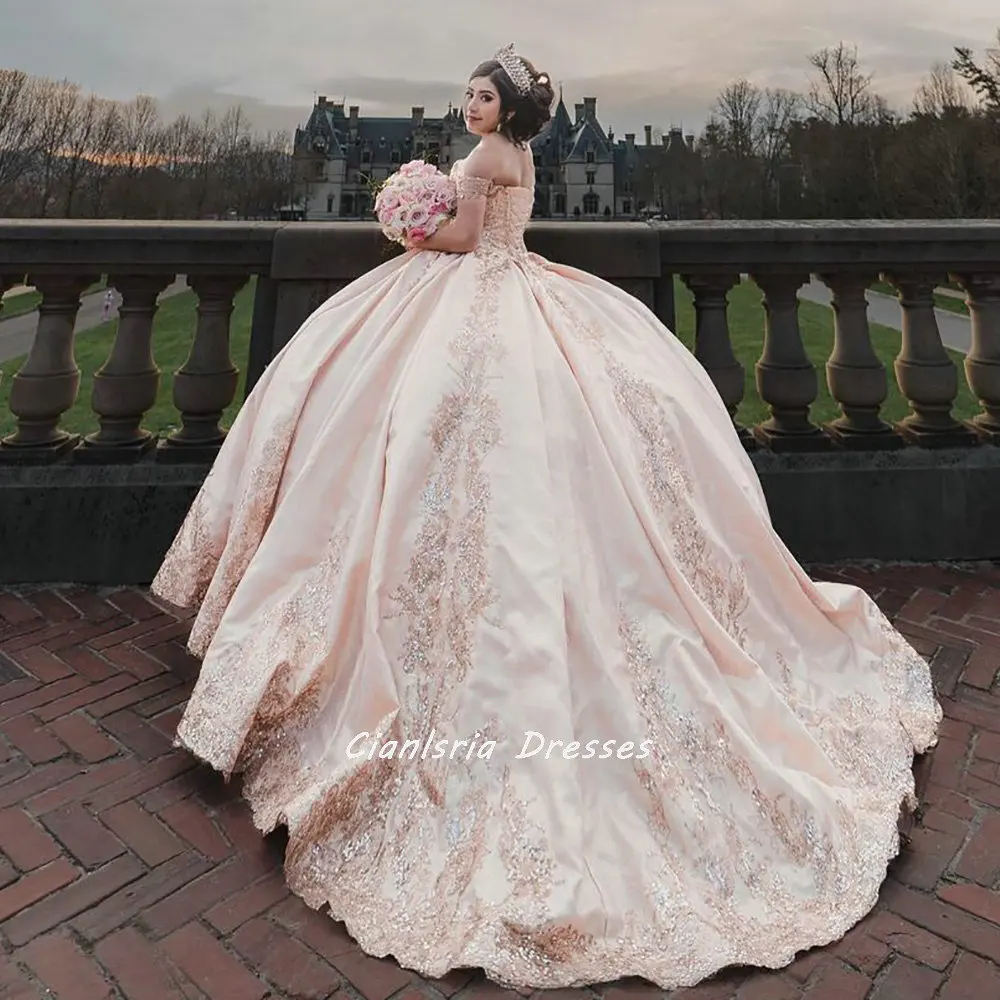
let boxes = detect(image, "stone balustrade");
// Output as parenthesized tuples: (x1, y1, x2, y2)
(0, 218, 998, 582)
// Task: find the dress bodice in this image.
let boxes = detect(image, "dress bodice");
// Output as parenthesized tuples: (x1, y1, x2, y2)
(451, 158, 534, 257)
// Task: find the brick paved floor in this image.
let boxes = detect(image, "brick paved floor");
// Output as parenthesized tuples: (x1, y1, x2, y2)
(0, 565, 999, 999)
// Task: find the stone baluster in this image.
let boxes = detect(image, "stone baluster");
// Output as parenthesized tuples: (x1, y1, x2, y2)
(955, 272, 1000, 444)
(158, 274, 246, 463)
(819, 272, 901, 449)
(750, 271, 829, 450)
(0, 274, 17, 319)
(0, 276, 12, 391)
(78, 274, 173, 462)
(0, 273, 97, 461)
(883, 272, 975, 447)
(682, 273, 754, 449)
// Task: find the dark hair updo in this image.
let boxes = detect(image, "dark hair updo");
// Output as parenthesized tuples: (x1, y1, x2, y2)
(469, 55, 555, 146)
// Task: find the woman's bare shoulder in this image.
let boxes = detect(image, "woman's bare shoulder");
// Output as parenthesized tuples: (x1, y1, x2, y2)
(465, 136, 522, 187)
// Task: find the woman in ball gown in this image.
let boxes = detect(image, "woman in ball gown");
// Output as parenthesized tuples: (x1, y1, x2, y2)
(151, 44, 941, 991)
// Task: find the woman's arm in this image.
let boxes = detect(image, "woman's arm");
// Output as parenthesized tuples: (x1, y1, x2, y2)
(407, 148, 503, 253)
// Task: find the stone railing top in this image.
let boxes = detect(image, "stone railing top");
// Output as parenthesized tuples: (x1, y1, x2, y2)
(1, 217, 999, 278)
(654, 219, 1000, 237)
(0, 220, 282, 274)
(650, 219, 1000, 271)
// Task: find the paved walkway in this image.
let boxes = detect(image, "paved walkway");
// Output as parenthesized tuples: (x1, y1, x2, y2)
(0, 565, 998, 998)
(798, 280, 972, 354)
(0, 280, 189, 365)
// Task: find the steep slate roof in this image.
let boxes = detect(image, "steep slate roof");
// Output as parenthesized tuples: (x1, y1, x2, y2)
(531, 93, 614, 167)
(295, 99, 467, 171)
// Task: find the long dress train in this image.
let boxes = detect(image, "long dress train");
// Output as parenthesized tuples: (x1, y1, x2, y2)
(151, 159, 941, 990)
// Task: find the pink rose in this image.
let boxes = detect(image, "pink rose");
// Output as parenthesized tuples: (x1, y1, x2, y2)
(408, 227, 427, 243)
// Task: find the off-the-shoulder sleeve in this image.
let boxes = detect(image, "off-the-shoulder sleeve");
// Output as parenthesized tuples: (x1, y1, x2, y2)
(455, 174, 492, 200)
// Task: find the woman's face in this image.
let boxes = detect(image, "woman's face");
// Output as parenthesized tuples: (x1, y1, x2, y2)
(463, 76, 502, 136)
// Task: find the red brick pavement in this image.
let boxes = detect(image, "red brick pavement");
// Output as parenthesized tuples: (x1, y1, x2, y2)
(0, 566, 999, 998)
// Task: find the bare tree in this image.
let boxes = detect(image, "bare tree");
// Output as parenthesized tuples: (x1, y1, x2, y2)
(215, 106, 253, 217)
(806, 43, 877, 125)
(710, 79, 763, 159)
(0, 70, 44, 212)
(31, 79, 82, 216)
(158, 114, 195, 218)
(59, 92, 100, 216)
(914, 62, 973, 116)
(758, 89, 801, 213)
(85, 100, 123, 217)
(113, 94, 163, 216)
(758, 89, 800, 163)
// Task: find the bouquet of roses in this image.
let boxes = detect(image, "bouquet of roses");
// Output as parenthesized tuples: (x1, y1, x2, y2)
(373, 160, 456, 246)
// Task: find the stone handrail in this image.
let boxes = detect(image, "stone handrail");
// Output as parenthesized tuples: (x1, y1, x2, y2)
(1, 218, 998, 579)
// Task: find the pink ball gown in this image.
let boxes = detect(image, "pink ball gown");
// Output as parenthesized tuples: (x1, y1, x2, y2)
(151, 158, 941, 990)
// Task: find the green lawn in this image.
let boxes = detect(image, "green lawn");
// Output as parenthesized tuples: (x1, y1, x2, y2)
(1, 279, 107, 320)
(0, 276, 979, 438)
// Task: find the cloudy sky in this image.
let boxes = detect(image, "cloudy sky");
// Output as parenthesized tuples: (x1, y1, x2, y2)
(0, 0, 995, 135)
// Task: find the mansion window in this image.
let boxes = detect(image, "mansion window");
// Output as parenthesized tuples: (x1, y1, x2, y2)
(582, 192, 599, 214)
(586, 149, 595, 163)
(623, 200, 632, 214)
(586, 170, 595, 185)
(555, 193, 566, 214)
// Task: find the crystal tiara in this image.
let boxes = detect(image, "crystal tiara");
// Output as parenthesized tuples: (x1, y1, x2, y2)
(494, 43, 535, 96)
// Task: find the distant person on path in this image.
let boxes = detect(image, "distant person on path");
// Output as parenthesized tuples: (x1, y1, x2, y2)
(101, 289, 115, 323)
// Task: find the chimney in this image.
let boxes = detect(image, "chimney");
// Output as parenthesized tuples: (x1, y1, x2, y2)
(574, 103, 584, 124)
(583, 97, 596, 120)
(625, 132, 635, 149)
(317, 95, 328, 108)
(607, 128, 614, 142)
(685, 133, 695, 150)
(644, 124, 652, 145)
(412, 106, 424, 127)
(349, 105, 359, 129)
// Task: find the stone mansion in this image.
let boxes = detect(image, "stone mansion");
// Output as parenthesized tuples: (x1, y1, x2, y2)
(289, 92, 697, 222)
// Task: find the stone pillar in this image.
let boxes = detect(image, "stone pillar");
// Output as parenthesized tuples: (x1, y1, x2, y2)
(884, 272, 975, 447)
(158, 275, 246, 463)
(750, 271, 829, 450)
(682, 273, 754, 449)
(820, 272, 901, 449)
(0, 273, 97, 461)
(78, 274, 173, 462)
(956, 273, 1000, 444)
